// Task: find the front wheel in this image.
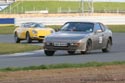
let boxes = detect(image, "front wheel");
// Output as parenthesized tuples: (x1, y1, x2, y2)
(81, 51, 86, 54)
(81, 40, 92, 54)
(14, 33, 20, 43)
(44, 50, 55, 56)
(102, 39, 112, 53)
(26, 32, 32, 43)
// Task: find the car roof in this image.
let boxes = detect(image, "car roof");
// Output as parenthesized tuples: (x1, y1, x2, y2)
(22, 22, 42, 25)
(65, 21, 100, 24)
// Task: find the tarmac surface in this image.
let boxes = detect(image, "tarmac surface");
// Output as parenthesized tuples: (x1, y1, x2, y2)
(0, 33, 125, 68)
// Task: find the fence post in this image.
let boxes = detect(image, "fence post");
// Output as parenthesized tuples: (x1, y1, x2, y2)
(21, 6, 23, 14)
(58, 7, 61, 13)
(117, 8, 119, 14)
(68, 7, 71, 13)
(9, 5, 11, 14)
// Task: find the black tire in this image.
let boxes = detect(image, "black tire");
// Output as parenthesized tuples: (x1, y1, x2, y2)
(14, 33, 20, 43)
(102, 39, 112, 53)
(44, 50, 55, 56)
(81, 51, 86, 54)
(67, 51, 75, 55)
(26, 32, 32, 43)
(81, 40, 92, 54)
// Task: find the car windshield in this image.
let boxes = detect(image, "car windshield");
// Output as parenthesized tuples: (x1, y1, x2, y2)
(60, 22, 94, 32)
(27, 23, 45, 28)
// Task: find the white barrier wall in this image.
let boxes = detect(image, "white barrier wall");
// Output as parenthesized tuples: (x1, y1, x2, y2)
(15, 16, 125, 26)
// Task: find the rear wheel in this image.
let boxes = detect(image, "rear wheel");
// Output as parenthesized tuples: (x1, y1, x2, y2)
(26, 32, 32, 43)
(102, 39, 112, 52)
(67, 51, 75, 55)
(81, 40, 92, 54)
(44, 50, 55, 56)
(14, 33, 20, 43)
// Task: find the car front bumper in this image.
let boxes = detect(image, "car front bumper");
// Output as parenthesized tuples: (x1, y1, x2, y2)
(44, 45, 79, 51)
(44, 42, 86, 51)
(31, 36, 45, 40)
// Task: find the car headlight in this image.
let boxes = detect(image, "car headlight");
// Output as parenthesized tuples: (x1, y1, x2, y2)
(51, 30, 55, 33)
(46, 42, 50, 45)
(32, 30, 37, 34)
(70, 40, 83, 46)
(70, 43, 80, 46)
(78, 39, 83, 43)
(44, 42, 52, 45)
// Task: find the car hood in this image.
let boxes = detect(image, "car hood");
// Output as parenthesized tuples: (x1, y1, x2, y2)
(34, 28, 53, 31)
(45, 31, 90, 42)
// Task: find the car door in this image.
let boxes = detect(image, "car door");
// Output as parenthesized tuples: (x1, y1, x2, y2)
(99, 23, 108, 47)
(16, 24, 24, 39)
(92, 23, 105, 49)
(20, 23, 28, 39)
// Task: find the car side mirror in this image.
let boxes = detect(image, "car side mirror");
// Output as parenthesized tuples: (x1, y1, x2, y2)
(95, 30, 102, 33)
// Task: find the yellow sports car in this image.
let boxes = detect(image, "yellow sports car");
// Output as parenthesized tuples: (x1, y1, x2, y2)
(14, 22, 55, 43)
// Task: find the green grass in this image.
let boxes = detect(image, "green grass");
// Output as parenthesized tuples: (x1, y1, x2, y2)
(1, 1, 125, 14)
(47, 25, 62, 31)
(0, 43, 41, 54)
(0, 61, 125, 72)
(108, 25, 125, 33)
(94, 2, 125, 12)
(0, 25, 16, 34)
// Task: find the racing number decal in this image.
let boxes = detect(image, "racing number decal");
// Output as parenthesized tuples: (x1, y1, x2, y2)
(99, 36, 103, 44)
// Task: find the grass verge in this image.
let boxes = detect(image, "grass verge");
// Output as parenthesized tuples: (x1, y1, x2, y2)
(108, 25, 125, 33)
(0, 43, 41, 54)
(0, 61, 125, 72)
(0, 25, 16, 34)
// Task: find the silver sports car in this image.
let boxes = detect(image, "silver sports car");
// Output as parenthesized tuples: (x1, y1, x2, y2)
(43, 22, 112, 56)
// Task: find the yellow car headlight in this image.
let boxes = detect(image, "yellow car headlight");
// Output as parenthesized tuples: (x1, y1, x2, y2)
(51, 30, 55, 33)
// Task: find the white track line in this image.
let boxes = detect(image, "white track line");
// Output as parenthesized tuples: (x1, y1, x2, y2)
(0, 50, 43, 57)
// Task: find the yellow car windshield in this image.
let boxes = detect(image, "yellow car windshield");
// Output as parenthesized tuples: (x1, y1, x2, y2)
(31, 23, 45, 28)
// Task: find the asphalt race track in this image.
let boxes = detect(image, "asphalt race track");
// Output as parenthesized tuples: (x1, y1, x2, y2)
(0, 33, 125, 68)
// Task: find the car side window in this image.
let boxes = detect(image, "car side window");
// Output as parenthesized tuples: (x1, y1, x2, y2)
(24, 24, 29, 28)
(99, 23, 106, 31)
(23, 24, 27, 28)
(94, 23, 103, 32)
(21, 24, 25, 28)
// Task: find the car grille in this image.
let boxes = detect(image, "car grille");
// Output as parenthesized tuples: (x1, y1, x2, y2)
(44, 45, 78, 51)
(39, 36, 45, 38)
